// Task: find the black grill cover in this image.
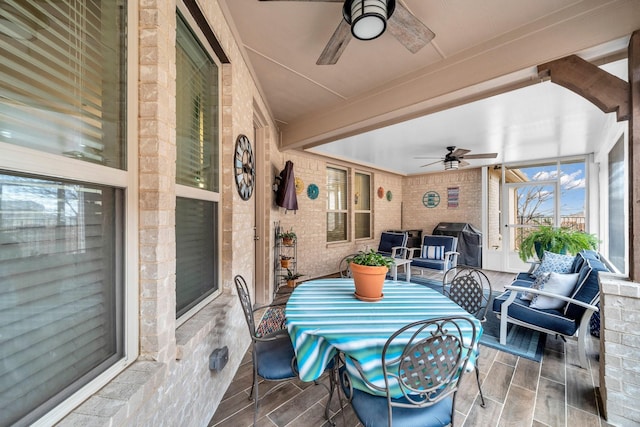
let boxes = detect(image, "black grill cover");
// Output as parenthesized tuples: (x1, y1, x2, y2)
(432, 222, 482, 267)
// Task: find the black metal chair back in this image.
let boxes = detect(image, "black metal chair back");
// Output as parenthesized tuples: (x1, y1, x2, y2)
(444, 266, 492, 322)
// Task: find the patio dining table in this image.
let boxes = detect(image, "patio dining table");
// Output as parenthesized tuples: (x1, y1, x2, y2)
(285, 278, 482, 398)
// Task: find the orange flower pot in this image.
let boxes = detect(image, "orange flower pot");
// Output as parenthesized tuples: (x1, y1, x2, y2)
(350, 263, 388, 302)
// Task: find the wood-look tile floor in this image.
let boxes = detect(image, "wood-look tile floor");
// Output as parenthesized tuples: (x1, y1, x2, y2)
(210, 270, 611, 427)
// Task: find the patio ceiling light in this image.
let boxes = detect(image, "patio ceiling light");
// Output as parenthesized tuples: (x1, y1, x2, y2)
(344, 0, 396, 41)
(444, 159, 459, 170)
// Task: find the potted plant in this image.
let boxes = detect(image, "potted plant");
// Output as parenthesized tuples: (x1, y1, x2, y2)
(347, 250, 394, 302)
(280, 255, 293, 268)
(518, 225, 599, 261)
(280, 269, 304, 287)
(278, 229, 296, 246)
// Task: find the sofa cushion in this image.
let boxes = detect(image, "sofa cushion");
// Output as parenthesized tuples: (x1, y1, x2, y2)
(564, 258, 607, 319)
(411, 258, 448, 271)
(422, 245, 445, 260)
(492, 292, 578, 336)
(378, 232, 407, 256)
(534, 251, 575, 277)
(529, 272, 580, 310)
(570, 249, 600, 274)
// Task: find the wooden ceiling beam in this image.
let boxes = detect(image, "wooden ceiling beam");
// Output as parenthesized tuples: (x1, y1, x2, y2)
(537, 54, 630, 121)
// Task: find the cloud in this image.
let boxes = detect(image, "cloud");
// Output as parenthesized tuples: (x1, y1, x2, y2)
(532, 169, 585, 190)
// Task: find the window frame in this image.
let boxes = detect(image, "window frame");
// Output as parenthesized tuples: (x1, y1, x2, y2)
(0, 0, 139, 424)
(354, 170, 372, 240)
(326, 165, 349, 243)
(174, 5, 222, 326)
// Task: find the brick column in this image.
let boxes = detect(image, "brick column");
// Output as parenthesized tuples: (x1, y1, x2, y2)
(599, 274, 640, 426)
(138, 0, 177, 363)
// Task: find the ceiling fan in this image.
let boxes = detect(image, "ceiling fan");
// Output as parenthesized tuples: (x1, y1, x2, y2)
(259, 0, 435, 65)
(416, 146, 498, 170)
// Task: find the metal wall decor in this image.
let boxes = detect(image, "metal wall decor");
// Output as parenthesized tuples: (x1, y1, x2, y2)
(386, 190, 392, 201)
(423, 191, 440, 208)
(234, 134, 255, 201)
(447, 186, 460, 208)
(307, 183, 319, 200)
(377, 187, 384, 198)
(294, 177, 304, 195)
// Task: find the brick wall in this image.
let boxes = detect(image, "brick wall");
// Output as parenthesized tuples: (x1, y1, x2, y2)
(271, 151, 404, 281)
(402, 168, 483, 236)
(599, 274, 640, 426)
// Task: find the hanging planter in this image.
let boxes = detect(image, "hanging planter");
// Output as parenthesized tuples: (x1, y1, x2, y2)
(347, 250, 393, 302)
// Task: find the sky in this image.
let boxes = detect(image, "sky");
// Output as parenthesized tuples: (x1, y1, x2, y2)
(518, 162, 586, 218)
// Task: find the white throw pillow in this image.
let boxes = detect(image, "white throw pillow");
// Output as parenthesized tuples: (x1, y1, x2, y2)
(530, 272, 580, 310)
(520, 273, 550, 301)
(422, 245, 445, 260)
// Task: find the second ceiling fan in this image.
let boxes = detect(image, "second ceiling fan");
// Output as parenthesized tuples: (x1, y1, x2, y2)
(416, 146, 499, 170)
(259, 0, 435, 65)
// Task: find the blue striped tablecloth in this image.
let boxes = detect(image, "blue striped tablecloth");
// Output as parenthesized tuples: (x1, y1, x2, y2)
(285, 279, 482, 397)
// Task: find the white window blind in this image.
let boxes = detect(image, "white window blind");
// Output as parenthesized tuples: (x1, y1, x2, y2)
(0, 1, 126, 424)
(327, 167, 347, 242)
(176, 15, 218, 191)
(0, 0, 125, 168)
(0, 174, 123, 426)
(176, 197, 218, 317)
(354, 172, 371, 239)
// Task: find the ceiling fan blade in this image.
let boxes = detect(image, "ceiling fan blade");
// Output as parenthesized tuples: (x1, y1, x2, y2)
(420, 160, 442, 168)
(387, 2, 435, 54)
(451, 148, 470, 157)
(461, 153, 498, 159)
(413, 156, 443, 159)
(458, 160, 471, 167)
(317, 19, 351, 65)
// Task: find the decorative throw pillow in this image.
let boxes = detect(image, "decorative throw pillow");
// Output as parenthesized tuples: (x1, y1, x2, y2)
(520, 272, 550, 301)
(533, 251, 575, 277)
(422, 245, 445, 260)
(529, 272, 580, 310)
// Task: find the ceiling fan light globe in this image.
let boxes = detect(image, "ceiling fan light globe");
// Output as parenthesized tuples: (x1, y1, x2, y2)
(345, 0, 395, 41)
(444, 159, 459, 170)
(352, 14, 385, 40)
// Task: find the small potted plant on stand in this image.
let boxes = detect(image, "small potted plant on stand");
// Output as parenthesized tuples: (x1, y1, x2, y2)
(278, 229, 296, 246)
(280, 269, 304, 288)
(347, 250, 394, 302)
(280, 255, 293, 268)
(518, 225, 599, 261)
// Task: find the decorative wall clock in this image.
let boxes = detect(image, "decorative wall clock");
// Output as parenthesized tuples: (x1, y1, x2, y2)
(234, 134, 255, 200)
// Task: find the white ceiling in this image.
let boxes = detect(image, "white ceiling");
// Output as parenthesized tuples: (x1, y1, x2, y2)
(218, 0, 638, 174)
(310, 59, 628, 174)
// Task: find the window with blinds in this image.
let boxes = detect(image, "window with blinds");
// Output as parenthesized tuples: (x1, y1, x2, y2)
(0, 0, 126, 168)
(354, 172, 371, 239)
(175, 13, 220, 320)
(327, 167, 348, 242)
(0, 174, 124, 426)
(0, 1, 127, 425)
